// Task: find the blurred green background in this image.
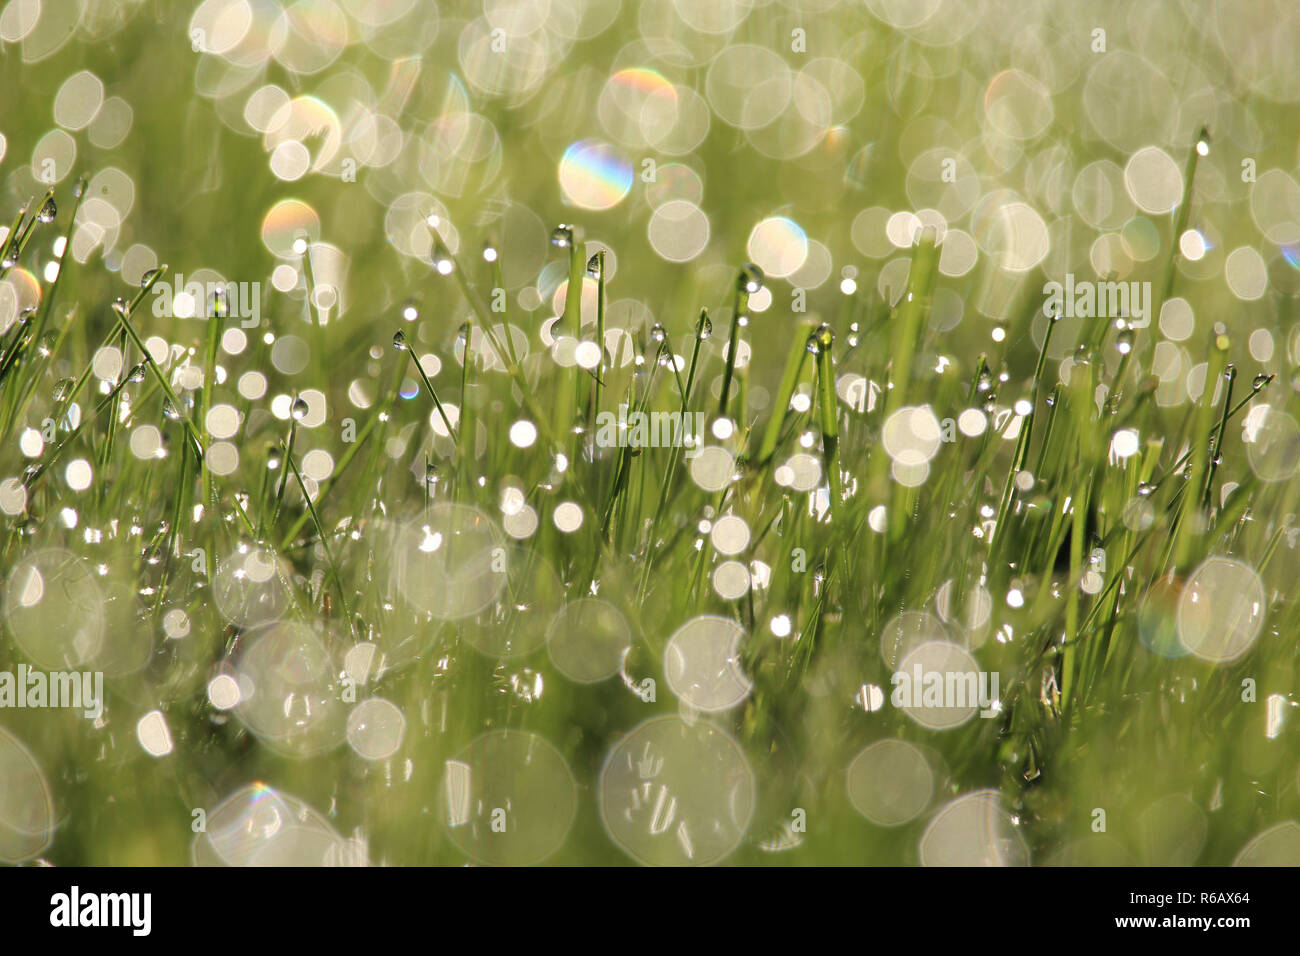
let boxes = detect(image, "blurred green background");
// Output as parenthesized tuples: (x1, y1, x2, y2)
(1, 0, 1299, 866)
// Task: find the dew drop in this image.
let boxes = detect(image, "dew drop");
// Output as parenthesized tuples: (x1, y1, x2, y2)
(52, 378, 75, 403)
(696, 310, 712, 340)
(550, 224, 574, 249)
(1195, 128, 1210, 157)
(806, 323, 832, 354)
(509, 668, 544, 702)
(36, 196, 56, 224)
(392, 330, 408, 351)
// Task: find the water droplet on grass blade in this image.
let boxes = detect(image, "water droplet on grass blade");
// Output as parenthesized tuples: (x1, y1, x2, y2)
(550, 224, 574, 248)
(696, 309, 712, 340)
(738, 263, 764, 294)
(51, 378, 74, 402)
(392, 330, 408, 350)
(806, 323, 833, 354)
(508, 669, 543, 702)
(36, 197, 56, 223)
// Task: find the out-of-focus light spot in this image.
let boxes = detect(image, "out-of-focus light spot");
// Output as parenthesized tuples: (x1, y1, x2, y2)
(1111, 428, 1140, 459)
(136, 710, 173, 757)
(559, 140, 633, 211)
(553, 501, 583, 532)
(509, 420, 537, 448)
(1180, 229, 1207, 261)
(747, 217, 808, 279)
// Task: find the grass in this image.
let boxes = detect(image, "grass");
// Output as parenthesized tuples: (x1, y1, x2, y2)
(0, 2, 1298, 867)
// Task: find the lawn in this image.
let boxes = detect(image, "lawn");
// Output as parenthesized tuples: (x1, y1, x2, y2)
(0, 0, 1298, 867)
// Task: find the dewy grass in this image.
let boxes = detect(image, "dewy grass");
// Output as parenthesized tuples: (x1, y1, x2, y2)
(2, 192, 1290, 862)
(1, 5, 1299, 870)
